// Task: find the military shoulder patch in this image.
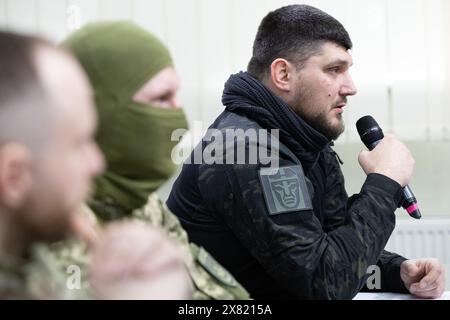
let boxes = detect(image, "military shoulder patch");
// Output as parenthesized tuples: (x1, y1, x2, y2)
(259, 165, 313, 216)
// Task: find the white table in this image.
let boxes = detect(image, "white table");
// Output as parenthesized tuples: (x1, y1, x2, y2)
(353, 291, 450, 300)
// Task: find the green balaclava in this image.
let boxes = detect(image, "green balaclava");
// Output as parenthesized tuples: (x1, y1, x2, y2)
(63, 21, 188, 220)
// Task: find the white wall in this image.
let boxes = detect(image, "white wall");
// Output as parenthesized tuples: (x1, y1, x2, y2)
(1, 0, 450, 217)
(1, 0, 449, 142)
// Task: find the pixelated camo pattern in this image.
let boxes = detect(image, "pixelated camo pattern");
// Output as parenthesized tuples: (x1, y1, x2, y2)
(6, 195, 250, 299)
(131, 193, 250, 300)
(0, 241, 90, 299)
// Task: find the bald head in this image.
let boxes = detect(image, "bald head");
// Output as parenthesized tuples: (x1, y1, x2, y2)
(0, 32, 53, 152)
(34, 43, 95, 128)
(0, 32, 93, 152)
(0, 31, 104, 242)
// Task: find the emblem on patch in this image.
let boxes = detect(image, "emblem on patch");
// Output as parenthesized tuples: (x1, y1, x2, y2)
(259, 165, 312, 215)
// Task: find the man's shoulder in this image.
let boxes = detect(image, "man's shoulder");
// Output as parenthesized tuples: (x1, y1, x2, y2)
(213, 110, 262, 131)
(198, 110, 285, 168)
(133, 194, 251, 300)
(0, 258, 28, 299)
(0, 241, 90, 299)
(28, 241, 91, 299)
(132, 193, 190, 245)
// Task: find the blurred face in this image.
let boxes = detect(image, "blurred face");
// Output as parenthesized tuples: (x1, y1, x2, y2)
(288, 42, 357, 140)
(22, 48, 104, 241)
(132, 67, 180, 108)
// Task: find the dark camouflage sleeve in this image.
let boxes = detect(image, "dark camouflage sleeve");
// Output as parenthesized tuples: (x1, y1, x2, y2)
(322, 148, 408, 294)
(198, 152, 403, 299)
(360, 250, 408, 293)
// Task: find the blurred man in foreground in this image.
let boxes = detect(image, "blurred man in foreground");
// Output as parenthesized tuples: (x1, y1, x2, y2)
(0, 31, 191, 299)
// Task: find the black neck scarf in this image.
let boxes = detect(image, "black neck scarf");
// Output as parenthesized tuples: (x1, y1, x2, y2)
(222, 71, 330, 172)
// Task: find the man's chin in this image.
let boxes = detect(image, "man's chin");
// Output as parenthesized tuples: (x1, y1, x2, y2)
(323, 121, 345, 141)
(39, 224, 72, 243)
(301, 112, 344, 140)
(330, 114, 345, 131)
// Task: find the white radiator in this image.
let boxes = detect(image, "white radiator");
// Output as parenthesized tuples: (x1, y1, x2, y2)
(385, 218, 450, 288)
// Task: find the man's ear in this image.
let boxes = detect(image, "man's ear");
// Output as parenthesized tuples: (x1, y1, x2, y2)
(0, 144, 33, 210)
(269, 58, 296, 92)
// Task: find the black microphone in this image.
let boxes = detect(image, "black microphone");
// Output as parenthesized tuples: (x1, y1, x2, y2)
(356, 115, 421, 219)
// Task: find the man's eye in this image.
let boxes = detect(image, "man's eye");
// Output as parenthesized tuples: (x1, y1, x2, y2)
(158, 92, 172, 101)
(329, 67, 341, 73)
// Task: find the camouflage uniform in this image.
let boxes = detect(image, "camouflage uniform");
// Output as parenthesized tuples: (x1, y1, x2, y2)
(131, 193, 249, 299)
(167, 72, 409, 299)
(0, 242, 89, 299)
(88, 194, 249, 300)
(38, 195, 250, 300)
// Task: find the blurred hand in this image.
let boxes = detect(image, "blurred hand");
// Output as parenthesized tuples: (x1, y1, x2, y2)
(400, 258, 445, 299)
(358, 134, 415, 187)
(89, 220, 192, 300)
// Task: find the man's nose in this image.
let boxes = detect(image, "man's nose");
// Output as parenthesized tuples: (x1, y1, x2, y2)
(170, 96, 181, 109)
(90, 144, 105, 177)
(340, 73, 357, 96)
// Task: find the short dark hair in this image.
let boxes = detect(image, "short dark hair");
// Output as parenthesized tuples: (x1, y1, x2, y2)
(0, 32, 45, 109)
(247, 4, 353, 80)
(0, 31, 52, 148)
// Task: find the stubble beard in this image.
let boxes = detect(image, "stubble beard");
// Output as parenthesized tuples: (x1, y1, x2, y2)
(291, 85, 345, 141)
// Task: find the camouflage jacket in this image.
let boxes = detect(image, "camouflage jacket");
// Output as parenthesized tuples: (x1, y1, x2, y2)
(167, 110, 408, 299)
(44, 195, 250, 300)
(0, 242, 89, 299)
(1, 193, 250, 300)
(130, 194, 249, 299)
